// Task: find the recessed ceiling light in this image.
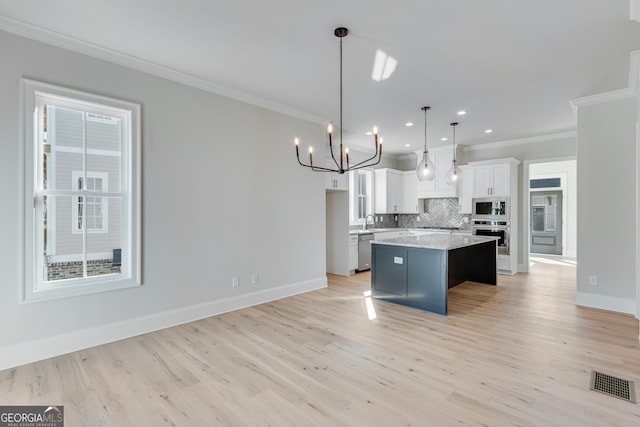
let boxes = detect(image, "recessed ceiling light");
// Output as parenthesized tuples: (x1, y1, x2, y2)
(404, 144, 411, 147)
(405, 122, 414, 127)
(457, 110, 466, 116)
(485, 129, 493, 133)
(366, 131, 373, 136)
(441, 137, 448, 141)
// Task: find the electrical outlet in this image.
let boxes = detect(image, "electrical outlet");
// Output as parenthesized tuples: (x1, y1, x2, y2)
(463, 217, 469, 223)
(232, 277, 239, 288)
(417, 216, 421, 222)
(251, 273, 259, 284)
(588, 275, 598, 286)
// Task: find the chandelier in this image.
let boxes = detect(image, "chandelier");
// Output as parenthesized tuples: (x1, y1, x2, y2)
(295, 27, 382, 174)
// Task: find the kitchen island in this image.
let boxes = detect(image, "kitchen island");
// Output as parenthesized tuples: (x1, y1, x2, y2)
(371, 234, 498, 315)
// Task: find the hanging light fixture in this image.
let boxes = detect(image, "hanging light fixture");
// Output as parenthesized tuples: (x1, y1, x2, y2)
(445, 122, 463, 186)
(416, 106, 435, 181)
(294, 27, 382, 174)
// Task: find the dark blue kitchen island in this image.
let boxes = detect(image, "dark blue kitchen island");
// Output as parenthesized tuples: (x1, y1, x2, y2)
(371, 234, 498, 315)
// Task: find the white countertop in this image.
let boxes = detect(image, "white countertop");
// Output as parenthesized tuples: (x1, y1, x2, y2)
(372, 234, 498, 250)
(349, 227, 472, 235)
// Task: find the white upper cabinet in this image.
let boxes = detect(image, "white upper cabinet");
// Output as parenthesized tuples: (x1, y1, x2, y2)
(471, 162, 512, 198)
(402, 170, 419, 214)
(414, 146, 461, 198)
(457, 165, 473, 214)
(324, 159, 348, 191)
(374, 168, 404, 214)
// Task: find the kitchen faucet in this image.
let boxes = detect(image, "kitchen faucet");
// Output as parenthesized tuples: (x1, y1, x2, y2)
(363, 214, 376, 230)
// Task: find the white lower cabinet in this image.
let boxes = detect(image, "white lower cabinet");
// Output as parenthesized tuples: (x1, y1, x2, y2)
(349, 235, 358, 274)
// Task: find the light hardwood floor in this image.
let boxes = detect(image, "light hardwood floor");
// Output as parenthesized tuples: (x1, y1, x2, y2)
(2, 258, 640, 426)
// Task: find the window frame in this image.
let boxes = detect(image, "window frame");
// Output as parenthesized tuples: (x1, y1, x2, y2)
(21, 79, 142, 303)
(349, 169, 374, 225)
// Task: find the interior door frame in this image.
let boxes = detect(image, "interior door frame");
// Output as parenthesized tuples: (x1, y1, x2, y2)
(521, 156, 575, 273)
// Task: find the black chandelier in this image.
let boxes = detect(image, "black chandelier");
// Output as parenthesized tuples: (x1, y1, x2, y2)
(295, 27, 382, 174)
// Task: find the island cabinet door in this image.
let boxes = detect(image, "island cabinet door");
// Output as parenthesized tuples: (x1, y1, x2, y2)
(407, 248, 447, 315)
(372, 245, 407, 296)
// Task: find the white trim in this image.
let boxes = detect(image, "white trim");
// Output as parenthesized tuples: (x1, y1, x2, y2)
(570, 50, 640, 112)
(570, 88, 636, 113)
(636, 105, 640, 321)
(522, 156, 577, 273)
(0, 15, 327, 126)
(0, 276, 327, 371)
(22, 79, 142, 302)
(462, 131, 576, 153)
(632, 0, 640, 22)
(55, 145, 121, 157)
(575, 291, 636, 315)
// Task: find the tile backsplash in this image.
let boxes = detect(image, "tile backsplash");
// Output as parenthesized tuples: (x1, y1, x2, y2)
(398, 198, 471, 230)
(350, 198, 471, 231)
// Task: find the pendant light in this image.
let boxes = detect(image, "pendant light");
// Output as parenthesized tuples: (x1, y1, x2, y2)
(416, 106, 435, 181)
(294, 27, 382, 174)
(445, 122, 463, 186)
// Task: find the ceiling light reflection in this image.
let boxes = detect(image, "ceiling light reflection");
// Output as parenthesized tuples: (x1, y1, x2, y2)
(371, 49, 398, 82)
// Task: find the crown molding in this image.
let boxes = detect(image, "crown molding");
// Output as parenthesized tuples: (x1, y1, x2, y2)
(570, 50, 640, 113)
(462, 130, 576, 153)
(0, 15, 327, 126)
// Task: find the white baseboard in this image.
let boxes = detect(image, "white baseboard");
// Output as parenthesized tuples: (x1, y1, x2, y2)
(575, 291, 636, 315)
(565, 249, 577, 258)
(0, 276, 327, 371)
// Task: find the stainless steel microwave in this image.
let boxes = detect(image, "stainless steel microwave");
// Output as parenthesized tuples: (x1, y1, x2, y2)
(473, 198, 510, 218)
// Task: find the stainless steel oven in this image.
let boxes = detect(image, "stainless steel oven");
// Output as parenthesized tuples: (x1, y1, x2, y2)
(473, 198, 510, 219)
(472, 219, 510, 255)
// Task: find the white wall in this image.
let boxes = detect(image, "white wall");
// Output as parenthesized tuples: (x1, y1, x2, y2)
(529, 160, 578, 257)
(576, 96, 637, 314)
(326, 191, 350, 275)
(0, 30, 327, 369)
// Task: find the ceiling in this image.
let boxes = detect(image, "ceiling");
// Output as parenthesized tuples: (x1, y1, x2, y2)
(1, 0, 640, 154)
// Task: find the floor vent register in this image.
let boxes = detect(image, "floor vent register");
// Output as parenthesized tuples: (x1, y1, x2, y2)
(589, 370, 636, 403)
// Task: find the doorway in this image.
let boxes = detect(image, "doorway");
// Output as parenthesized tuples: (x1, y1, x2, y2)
(530, 190, 563, 255)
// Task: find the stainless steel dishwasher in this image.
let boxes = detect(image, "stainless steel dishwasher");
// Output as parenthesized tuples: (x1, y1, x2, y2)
(357, 233, 374, 271)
